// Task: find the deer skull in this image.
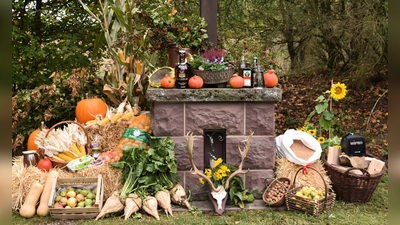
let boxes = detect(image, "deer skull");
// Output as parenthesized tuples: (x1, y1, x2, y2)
(210, 185, 227, 210)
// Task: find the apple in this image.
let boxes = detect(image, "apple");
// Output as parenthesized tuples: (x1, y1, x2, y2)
(59, 197, 68, 206)
(53, 202, 64, 208)
(76, 193, 85, 202)
(66, 191, 76, 198)
(67, 197, 78, 208)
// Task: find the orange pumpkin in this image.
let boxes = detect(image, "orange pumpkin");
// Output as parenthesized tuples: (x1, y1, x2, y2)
(75, 97, 108, 124)
(264, 70, 278, 88)
(229, 74, 244, 88)
(27, 129, 41, 151)
(160, 74, 175, 89)
(188, 75, 203, 89)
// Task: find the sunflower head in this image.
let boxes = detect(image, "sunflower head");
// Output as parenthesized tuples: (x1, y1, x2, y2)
(330, 82, 347, 101)
(317, 136, 325, 144)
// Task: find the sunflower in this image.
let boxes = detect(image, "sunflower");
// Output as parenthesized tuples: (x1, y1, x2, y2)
(330, 82, 347, 100)
(199, 178, 205, 185)
(307, 129, 317, 136)
(317, 136, 325, 144)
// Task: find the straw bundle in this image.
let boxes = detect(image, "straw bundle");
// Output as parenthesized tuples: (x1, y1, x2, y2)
(84, 120, 131, 152)
(12, 156, 122, 210)
(275, 157, 332, 191)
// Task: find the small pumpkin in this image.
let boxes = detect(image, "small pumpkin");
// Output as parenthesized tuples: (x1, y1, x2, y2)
(229, 74, 244, 88)
(264, 70, 278, 88)
(160, 74, 175, 89)
(188, 75, 203, 89)
(76, 96, 108, 124)
(27, 121, 45, 152)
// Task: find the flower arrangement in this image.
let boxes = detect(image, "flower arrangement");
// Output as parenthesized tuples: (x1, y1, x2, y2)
(199, 157, 255, 208)
(297, 81, 348, 150)
(190, 47, 234, 71)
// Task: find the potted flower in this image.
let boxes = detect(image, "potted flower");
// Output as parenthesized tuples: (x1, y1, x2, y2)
(190, 47, 236, 87)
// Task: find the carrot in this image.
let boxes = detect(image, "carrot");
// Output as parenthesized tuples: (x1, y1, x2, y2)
(155, 190, 173, 217)
(95, 192, 124, 220)
(142, 196, 160, 220)
(124, 195, 141, 220)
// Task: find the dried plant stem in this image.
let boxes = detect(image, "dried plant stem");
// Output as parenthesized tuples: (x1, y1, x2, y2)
(366, 89, 388, 131)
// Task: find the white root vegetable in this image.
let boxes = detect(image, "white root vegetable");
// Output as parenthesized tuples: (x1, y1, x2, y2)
(142, 196, 160, 220)
(123, 198, 139, 220)
(170, 184, 193, 210)
(95, 192, 124, 220)
(155, 190, 173, 216)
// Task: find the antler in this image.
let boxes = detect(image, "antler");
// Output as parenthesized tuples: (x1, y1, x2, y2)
(186, 131, 222, 192)
(224, 132, 254, 190)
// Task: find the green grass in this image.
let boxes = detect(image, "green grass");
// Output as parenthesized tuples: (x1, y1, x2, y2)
(12, 172, 388, 225)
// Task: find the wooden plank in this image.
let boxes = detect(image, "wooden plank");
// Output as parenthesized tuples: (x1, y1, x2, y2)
(367, 158, 385, 175)
(327, 147, 341, 165)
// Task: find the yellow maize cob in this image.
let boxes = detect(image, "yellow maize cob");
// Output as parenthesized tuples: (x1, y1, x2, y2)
(118, 111, 134, 122)
(71, 142, 85, 157)
(99, 117, 110, 125)
(110, 113, 122, 123)
(57, 153, 74, 162)
(64, 151, 79, 159)
(85, 119, 98, 126)
(77, 144, 86, 156)
(118, 49, 125, 62)
(51, 156, 67, 163)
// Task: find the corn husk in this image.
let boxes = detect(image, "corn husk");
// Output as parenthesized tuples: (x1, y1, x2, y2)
(12, 156, 122, 210)
(274, 156, 332, 191)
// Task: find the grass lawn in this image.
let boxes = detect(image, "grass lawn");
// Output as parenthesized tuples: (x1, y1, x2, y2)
(12, 172, 388, 225)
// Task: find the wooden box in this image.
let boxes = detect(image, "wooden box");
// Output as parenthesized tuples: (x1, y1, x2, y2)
(48, 175, 104, 220)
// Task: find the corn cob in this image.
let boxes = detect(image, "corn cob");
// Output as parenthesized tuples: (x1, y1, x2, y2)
(64, 151, 79, 159)
(57, 153, 74, 162)
(51, 156, 67, 163)
(77, 144, 86, 156)
(85, 120, 98, 126)
(117, 111, 134, 122)
(110, 113, 122, 123)
(99, 117, 110, 125)
(71, 142, 85, 157)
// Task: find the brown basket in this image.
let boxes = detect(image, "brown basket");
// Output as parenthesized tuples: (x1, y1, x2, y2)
(48, 175, 104, 220)
(193, 68, 235, 84)
(45, 121, 92, 169)
(262, 177, 291, 206)
(149, 66, 175, 88)
(285, 167, 336, 216)
(322, 153, 386, 203)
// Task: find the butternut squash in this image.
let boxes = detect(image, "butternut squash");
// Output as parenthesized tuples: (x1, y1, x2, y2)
(36, 170, 59, 216)
(19, 182, 44, 218)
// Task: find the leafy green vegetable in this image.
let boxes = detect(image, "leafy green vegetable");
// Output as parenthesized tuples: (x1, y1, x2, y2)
(111, 136, 180, 201)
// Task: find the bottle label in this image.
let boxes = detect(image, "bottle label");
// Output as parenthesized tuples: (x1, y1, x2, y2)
(243, 69, 252, 86)
(122, 128, 151, 144)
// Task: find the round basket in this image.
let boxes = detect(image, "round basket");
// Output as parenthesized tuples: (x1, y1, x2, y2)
(44, 121, 92, 169)
(149, 66, 175, 87)
(322, 153, 386, 203)
(262, 177, 291, 206)
(192, 68, 235, 84)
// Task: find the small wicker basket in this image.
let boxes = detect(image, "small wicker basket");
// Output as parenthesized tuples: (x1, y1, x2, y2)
(44, 120, 92, 169)
(262, 177, 291, 207)
(285, 167, 336, 216)
(193, 68, 235, 84)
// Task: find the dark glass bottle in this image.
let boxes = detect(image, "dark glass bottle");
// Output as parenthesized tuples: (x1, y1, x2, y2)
(252, 57, 260, 87)
(238, 55, 245, 77)
(242, 62, 253, 88)
(175, 49, 192, 89)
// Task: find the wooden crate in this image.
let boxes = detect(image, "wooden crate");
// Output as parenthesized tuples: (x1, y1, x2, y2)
(48, 175, 104, 220)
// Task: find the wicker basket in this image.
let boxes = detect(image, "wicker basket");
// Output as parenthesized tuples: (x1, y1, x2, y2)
(193, 68, 235, 84)
(285, 167, 336, 216)
(322, 153, 386, 203)
(44, 121, 92, 169)
(262, 177, 291, 207)
(149, 66, 175, 88)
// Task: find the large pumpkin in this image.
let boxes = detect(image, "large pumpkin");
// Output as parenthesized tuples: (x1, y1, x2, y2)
(160, 74, 175, 89)
(75, 97, 108, 124)
(188, 75, 203, 89)
(27, 129, 41, 151)
(229, 74, 244, 88)
(264, 70, 278, 88)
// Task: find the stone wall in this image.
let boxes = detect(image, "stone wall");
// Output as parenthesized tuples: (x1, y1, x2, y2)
(147, 88, 282, 200)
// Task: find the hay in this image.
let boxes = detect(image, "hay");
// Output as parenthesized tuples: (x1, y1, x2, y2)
(275, 157, 332, 191)
(84, 120, 131, 152)
(12, 156, 122, 210)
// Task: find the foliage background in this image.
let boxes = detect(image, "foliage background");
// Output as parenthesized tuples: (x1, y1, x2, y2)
(12, 0, 388, 156)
